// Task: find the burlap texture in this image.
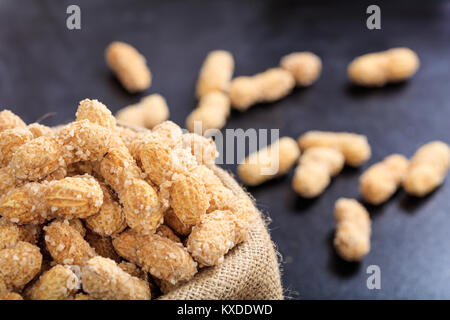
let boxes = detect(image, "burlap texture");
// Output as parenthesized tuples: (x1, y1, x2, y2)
(117, 121, 283, 300)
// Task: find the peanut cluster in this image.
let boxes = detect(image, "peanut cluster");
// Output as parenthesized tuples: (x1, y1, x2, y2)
(0, 101, 255, 300)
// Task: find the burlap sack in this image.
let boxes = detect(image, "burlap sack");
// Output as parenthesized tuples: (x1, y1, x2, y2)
(117, 122, 283, 300)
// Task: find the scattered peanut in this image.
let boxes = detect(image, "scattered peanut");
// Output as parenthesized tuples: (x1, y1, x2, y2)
(403, 141, 450, 196)
(230, 68, 295, 111)
(292, 147, 345, 198)
(348, 47, 419, 87)
(360, 154, 409, 204)
(280, 52, 322, 86)
(105, 41, 151, 92)
(238, 137, 300, 186)
(116, 94, 169, 129)
(196, 50, 234, 98)
(298, 131, 371, 167)
(186, 91, 231, 134)
(334, 198, 371, 261)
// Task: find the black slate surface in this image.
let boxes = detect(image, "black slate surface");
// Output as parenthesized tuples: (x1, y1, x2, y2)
(1, 0, 450, 299)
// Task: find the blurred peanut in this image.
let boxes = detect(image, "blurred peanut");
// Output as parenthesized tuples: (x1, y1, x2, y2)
(334, 198, 371, 262)
(230, 68, 295, 111)
(280, 52, 322, 86)
(348, 47, 419, 87)
(403, 141, 450, 196)
(298, 131, 371, 167)
(186, 91, 230, 134)
(0, 110, 26, 133)
(105, 41, 151, 92)
(196, 50, 234, 98)
(292, 147, 345, 198)
(116, 94, 169, 129)
(360, 154, 409, 204)
(0, 127, 33, 167)
(238, 137, 300, 186)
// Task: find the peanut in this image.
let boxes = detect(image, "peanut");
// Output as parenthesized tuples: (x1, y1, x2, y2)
(27, 123, 53, 138)
(82, 256, 150, 300)
(26, 265, 80, 300)
(113, 229, 197, 284)
(85, 230, 121, 263)
(44, 221, 96, 266)
(118, 261, 149, 283)
(8, 120, 113, 181)
(181, 133, 218, 166)
(85, 183, 126, 236)
(0, 175, 103, 225)
(116, 94, 169, 129)
(156, 225, 181, 243)
(76, 99, 116, 130)
(187, 210, 236, 266)
(280, 52, 322, 86)
(348, 47, 419, 87)
(230, 68, 295, 111)
(0, 127, 34, 167)
(0, 110, 26, 133)
(334, 198, 371, 261)
(360, 154, 409, 204)
(0, 217, 39, 249)
(186, 91, 231, 134)
(238, 137, 300, 186)
(163, 208, 192, 236)
(292, 147, 345, 198)
(0, 241, 42, 291)
(298, 131, 371, 167)
(170, 173, 210, 226)
(105, 41, 151, 93)
(196, 50, 234, 98)
(403, 141, 450, 196)
(191, 165, 235, 213)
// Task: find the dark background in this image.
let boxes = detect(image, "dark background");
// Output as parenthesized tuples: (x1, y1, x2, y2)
(1, 0, 450, 299)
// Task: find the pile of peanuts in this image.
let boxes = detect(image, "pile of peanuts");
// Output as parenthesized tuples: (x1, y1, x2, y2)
(0, 100, 255, 300)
